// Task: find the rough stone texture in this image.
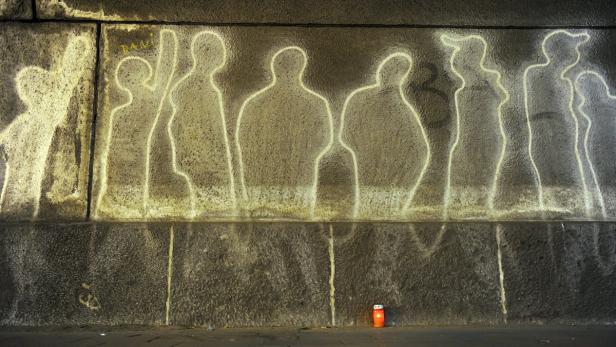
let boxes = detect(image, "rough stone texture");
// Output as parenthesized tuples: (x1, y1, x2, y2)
(0, 23, 96, 221)
(333, 223, 502, 325)
(170, 223, 330, 327)
(1, 1, 616, 331)
(36, 0, 616, 26)
(0, 223, 169, 326)
(0, 0, 31, 19)
(1, 222, 614, 327)
(93, 25, 616, 221)
(334, 223, 616, 325)
(499, 223, 616, 322)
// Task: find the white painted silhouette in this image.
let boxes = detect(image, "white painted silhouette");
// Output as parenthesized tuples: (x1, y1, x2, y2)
(523, 30, 591, 217)
(168, 31, 236, 219)
(235, 46, 334, 219)
(575, 71, 616, 218)
(95, 29, 178, 219)
(0, 34, 92, 219)
(440, 34, 510, 219)
(338, 53, 430, 219)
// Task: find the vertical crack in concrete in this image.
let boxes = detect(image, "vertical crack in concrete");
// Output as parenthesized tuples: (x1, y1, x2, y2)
(328, 224, 336, 327)
(495, 225, 508, 323)
(31, 0, 37, 19)
(85, 23, 102, 220)
(165, 226, 175, 325)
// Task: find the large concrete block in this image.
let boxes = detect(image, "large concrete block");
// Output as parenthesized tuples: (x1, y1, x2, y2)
(0, 222, 330, 327)
(332, 223, 503, 325)
(0, 221, 615, 327)
(499, 223, 616, 322)
(36, 0, 616, 26)
(0, 223, 169, 326)
(92, 25, 616, 222)
(0, 0, 31, 19)
(0, 23, 96, 221)
(169, 223, 330, 327)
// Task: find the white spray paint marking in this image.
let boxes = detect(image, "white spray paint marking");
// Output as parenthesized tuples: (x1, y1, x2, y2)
(328, 224, 336, 327)
(168, 30, 237, 219)
(562, 33, 592, 217)
(0, 162, 10, 216)
(95, 29, 178, 219)
(0, 35, 92, 219)
(94, 56, 150, 219)
(522, 30, 591, 216)
(495, 225, 508, 323)
(235, 46, 334, 219)
(440, 34, 464, 220)
(439, 33, 510, 219)
(165, 226, 175, 325)
(43, 0, 124, 20)
(574, 71, 615, 219)
(338, 52, 431, 218)
(143, 30, 179, 218)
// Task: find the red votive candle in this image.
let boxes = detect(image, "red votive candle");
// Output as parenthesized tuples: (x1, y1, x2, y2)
(372, 304, 384, 328)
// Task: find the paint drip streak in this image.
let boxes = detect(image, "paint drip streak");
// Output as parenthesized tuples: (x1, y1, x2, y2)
(496, 226, 508, 323)
(165, 226, 175, 325)
(328, 224, 336, 327)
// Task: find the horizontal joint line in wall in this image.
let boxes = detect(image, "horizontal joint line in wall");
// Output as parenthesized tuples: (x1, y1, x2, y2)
(1, 220, 615, 227)
(2, 18, 616, 30)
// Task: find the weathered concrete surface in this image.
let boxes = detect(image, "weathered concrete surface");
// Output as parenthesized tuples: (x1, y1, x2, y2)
(0, 223, 169, 326)
(0, 23, 96, 221)
(2, 326, 616, 347)
(0, 0, 31, 19)
(169, 223, 330, 327)
(499, 223, 616, 322)
(333, 223, 616, 325)
(1, 222, 615, 327)
(93, 25, 616, 222)
(333, 223, 502, 325)
(36, 0, 616, 26)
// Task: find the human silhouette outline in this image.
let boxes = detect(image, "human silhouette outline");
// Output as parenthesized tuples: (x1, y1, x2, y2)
(95, 29, 177, 219)
(338, 52, 430, 219)
(440, 34, 509, 219)
(235, 46, 334, 218)
(523, 30, 591, 217)
(575, 71, 616, 218)
(0, 35, 92, 219)
(169, 30, 236, 218)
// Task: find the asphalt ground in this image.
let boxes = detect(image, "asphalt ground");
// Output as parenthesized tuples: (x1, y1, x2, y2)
(0, 325, 615, 346)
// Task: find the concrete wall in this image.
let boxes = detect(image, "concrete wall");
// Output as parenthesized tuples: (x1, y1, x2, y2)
(0, 0, 615, 327)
